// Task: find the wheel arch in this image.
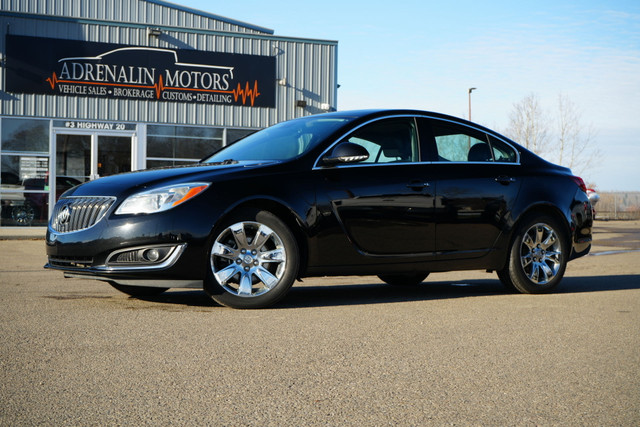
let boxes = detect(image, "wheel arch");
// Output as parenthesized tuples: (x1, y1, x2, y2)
(500, 203, 572, 270)
(208, 197, 309, 279)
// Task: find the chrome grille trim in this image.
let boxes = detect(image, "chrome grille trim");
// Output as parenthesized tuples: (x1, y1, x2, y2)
(51, 196, 116, 233)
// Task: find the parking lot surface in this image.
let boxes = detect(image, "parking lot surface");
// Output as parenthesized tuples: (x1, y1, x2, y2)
(1, 221, 639, 425)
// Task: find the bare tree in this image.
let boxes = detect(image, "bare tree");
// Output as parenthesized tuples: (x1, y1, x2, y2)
(504, 93, 599, 178)
(504, 93, 550, 157)
(554, 93, 599, 176)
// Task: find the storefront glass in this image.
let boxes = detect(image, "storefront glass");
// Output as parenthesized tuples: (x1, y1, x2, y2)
(0, 118, 50, 227)
(147, 125, 223, 167)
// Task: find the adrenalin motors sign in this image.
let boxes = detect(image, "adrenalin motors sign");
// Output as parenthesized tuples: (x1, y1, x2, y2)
(5, 35, 276, 107)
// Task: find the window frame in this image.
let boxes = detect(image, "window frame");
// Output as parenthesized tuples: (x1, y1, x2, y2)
(313, 114, 520, 170)
(420, 117, 520, 165)
(313, 115, 424, 169)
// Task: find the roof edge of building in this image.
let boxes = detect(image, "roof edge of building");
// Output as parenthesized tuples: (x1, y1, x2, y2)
(145, 0, 275, 35)
(0, 10, 338, 46)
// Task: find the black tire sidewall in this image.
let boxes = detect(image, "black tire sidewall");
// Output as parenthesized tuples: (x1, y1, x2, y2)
(204, 209, 299, 309)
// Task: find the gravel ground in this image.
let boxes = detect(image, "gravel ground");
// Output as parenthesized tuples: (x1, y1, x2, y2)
(0, 220, 638, 425)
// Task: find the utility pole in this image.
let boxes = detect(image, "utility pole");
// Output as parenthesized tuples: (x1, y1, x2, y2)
(468, 87, 477, 121)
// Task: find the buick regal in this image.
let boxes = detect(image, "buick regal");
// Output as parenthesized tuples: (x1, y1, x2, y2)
(45, 110, 593, 308)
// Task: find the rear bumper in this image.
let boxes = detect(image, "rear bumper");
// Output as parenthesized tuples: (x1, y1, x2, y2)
(569, 189, 593, 260)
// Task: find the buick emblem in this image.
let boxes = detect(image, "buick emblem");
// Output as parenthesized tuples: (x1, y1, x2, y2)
(57, 205, 71, 224)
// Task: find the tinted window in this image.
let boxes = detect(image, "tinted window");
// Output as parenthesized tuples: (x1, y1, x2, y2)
(431, 121, 490, 162)
(147, 125, 223, 160)
(488, 135, 518, 163)
(1, 118, 49, 153)
(429, 120, 517, 163)
(344, 117, 419, 164)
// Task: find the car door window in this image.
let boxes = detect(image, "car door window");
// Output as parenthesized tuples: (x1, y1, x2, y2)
(488, 135, 518, 163)
(430, 120, 517, 163)
(344, 117, 419, 164)
(431, 121, 492, 162)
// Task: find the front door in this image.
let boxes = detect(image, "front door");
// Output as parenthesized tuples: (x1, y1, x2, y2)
(54, 132, 134, 200)
(314, 116, 436, 267)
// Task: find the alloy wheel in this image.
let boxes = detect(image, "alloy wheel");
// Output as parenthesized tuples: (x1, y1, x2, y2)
(519, 223, 562, 285)
(210, 221, 287, 297)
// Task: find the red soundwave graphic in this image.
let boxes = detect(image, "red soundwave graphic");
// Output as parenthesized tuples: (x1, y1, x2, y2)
(233, 81, 261, 107)
(46, 72, 261, 106)
(46, 72, 59, 89)
(154, 74, 166, 99)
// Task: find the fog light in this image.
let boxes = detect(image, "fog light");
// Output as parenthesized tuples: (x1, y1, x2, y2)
(145, 249, 160, 262)
(107, 245, 177, 266)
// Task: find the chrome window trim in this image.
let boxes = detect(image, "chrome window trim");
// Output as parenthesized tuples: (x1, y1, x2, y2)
(313, 114, 521, 170)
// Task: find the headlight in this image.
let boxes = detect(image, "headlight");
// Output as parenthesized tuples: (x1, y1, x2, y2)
(115, 182, 210, 215)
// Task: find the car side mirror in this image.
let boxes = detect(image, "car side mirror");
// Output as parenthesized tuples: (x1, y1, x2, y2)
(321, 142, 369, 166)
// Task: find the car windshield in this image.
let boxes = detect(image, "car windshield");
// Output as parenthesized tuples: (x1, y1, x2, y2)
(204, 115, 352, 162)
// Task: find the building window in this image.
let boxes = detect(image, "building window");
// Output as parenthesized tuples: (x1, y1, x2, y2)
(227, 128, 257, 145)
(1, 118, 50, 227)
(145, 125, 258, 168)
(146, 125, 223, 168)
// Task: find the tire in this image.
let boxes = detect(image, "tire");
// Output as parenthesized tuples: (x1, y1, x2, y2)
(204, 209, 299, 309)
(378, 273, 429, 286)
(498, 214, 568, 294)
(109, 282, 169, 297)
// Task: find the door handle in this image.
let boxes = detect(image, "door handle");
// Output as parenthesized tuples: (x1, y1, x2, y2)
(495, 176, 516, 185)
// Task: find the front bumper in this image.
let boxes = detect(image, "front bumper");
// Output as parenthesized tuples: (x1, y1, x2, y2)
(60, 272, 202, 289)
(45, 242, 202, 288)
(45, 199, 216, 287)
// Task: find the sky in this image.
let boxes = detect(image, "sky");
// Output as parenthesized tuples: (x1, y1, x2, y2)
(175, 0, 640, 191)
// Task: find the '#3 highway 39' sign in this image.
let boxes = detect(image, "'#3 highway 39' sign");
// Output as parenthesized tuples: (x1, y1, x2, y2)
(5, 35, 276, 107)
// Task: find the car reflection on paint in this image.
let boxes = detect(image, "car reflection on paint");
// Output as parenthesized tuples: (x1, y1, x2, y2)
(1, 173, 82, 226)
(24, 176, 83, 224)
(45, 109, 593, 309)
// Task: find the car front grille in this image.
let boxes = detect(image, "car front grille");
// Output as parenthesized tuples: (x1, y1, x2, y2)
(51, 196, 115, 233)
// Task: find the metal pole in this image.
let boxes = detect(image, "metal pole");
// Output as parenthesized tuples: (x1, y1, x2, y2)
(468, 87, 476, 121)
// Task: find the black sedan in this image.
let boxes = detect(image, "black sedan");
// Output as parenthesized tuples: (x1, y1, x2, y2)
(45, 110, 593, 308)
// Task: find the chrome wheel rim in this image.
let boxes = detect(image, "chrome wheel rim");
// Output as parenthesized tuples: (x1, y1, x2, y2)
(519, 223, 562, 285)
(12, 204, 35, 226)
(210, 221, 287, 298)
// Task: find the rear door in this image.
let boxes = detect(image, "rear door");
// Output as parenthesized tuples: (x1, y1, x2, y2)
(423, 118, 522, 260)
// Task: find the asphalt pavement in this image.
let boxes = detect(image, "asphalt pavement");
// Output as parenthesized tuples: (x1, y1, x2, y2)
(1, 221, 639, 425)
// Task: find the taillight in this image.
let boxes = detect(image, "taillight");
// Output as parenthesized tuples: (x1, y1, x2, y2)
(571, 176, 587, 193)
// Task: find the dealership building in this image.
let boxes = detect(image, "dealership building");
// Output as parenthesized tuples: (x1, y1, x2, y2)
(0, 0, 338, 227)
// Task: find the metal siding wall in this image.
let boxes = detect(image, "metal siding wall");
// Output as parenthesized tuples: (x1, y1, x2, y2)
(0, 4, 338, 129)
(0, 0, 268, 34)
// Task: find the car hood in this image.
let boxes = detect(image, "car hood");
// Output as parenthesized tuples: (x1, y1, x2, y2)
(62, 160, 278, 198)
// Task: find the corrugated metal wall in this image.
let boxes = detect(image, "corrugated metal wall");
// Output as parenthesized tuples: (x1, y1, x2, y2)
(0, 0, 272, 34)
(0, 0, 338, 129)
